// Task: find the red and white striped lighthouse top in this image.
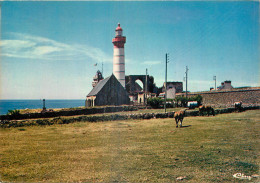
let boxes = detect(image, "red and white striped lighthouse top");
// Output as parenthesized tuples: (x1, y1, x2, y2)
(116, 23, 123, 31)
(112, 23, 126, 48)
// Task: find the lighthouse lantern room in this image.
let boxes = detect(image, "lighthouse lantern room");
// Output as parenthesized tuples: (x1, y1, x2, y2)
(112, 23, 126, 88)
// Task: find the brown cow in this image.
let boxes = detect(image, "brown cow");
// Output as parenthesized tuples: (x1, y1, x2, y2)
(199, 105, 215, 116)
(174, 109, 186, 128)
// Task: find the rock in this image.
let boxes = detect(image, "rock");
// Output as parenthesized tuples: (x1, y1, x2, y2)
(176, 176, 187, 181)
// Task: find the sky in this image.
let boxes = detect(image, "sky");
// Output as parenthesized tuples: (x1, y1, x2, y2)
(0, 1, 259, 99)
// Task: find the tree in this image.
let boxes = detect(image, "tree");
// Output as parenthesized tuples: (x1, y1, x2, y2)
(147, 97, 164, 108)
(174, 96, 182, 107)
(174, 95, 203, 107)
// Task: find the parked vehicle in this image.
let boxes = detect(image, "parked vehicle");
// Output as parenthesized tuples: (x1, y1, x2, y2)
(187, 101, 198, 109)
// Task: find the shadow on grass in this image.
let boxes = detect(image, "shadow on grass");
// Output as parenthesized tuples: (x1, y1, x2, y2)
(181, 125, 192, 128)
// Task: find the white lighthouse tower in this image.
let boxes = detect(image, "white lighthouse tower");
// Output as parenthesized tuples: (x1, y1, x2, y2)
(112, 23, 126, 88)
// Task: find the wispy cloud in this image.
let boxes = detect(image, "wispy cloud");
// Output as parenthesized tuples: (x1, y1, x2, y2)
(0, 32, 112, 63)
(141, 61, 161, 65)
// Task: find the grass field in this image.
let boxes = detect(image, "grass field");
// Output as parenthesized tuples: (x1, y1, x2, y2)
(0, 110, 259, 182)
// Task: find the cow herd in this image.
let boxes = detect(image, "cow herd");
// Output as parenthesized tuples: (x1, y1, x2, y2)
(174, 102, 242, 128)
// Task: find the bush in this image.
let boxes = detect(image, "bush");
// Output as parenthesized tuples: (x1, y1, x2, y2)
(174, 95, 203, 107)
(147, 98, 164, 108)
(174, 96, 188, 107)
(154, 113, 168, 118)
(166, 100, 174, 108)
(189, 95, 203, 106)
(7, 109, 21, 117)
(168, 112, 174, 118)
(180, 97, 188, 107)
(143, 113, 154, 119)
(185, 110, 199, 116)
(52, 117, 64, 124)
(36, 119, 52, 126)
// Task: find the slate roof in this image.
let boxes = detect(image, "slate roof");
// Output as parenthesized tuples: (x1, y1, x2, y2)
(87, 75, 112, 97)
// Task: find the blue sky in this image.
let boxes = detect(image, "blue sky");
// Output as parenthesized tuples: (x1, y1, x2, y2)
(0, 1, 259, 99)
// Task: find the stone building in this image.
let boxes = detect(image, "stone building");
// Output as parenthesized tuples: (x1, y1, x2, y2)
(92, 70, 103, 88)
(85, 74, 130, 107)
(158, 81, 183, 99)
(218, 80, 233, 90)
(163, 82, 183, 93)
(137, 92, 156, 104)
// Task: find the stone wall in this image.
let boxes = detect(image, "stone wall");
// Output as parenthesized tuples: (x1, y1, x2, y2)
(1, 106, 259, 128)
(178, 88, 260, 107)
(125, 75, 155, 94)
(0, 105, 137, 121)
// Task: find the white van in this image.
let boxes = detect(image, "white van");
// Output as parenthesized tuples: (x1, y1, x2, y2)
(187, 101, 198, 109)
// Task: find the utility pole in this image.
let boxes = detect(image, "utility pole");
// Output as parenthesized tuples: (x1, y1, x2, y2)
(145, 68, 148, 106)
(164, 53, 169, 113)
(213, 76, 216, 90)
(102, 62, 104, 77)
(185, 66, 188, 98)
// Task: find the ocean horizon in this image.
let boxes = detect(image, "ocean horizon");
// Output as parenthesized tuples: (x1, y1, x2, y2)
(0, 99, 86, 115)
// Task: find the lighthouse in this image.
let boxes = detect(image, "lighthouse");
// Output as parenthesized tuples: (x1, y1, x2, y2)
(112, 23, 126, 88)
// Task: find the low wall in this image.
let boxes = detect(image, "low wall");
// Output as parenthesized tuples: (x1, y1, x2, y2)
(0, 105, 138, 120)
(1, 106, 259, 128)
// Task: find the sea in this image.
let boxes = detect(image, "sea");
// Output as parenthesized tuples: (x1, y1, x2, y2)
(0, 99, 85, 115)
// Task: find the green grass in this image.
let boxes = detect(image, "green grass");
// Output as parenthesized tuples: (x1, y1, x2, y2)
(0, 110, 259, 182)
(84, 107, 185, 118)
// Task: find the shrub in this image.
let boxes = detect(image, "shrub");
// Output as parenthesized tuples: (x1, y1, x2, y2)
(188, 95, 202, 106)
(174, 96, 182, 107)
(185, 110, 199, 116)
(143, 113, 154, 119)
(168, 112, 174, 118)
(180, 97, 188, 107)
(52, 117, 64, 124)
(166, 100, 174, 108)
(7, 109, 21, 117)
(147, 97, 164, 108)
(18, 128, 26, 131)
(174, 95, 203, 107)
(155, 113, 168, 118)
(36, 119, 52, 126)
(174, 96, 188, 107)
